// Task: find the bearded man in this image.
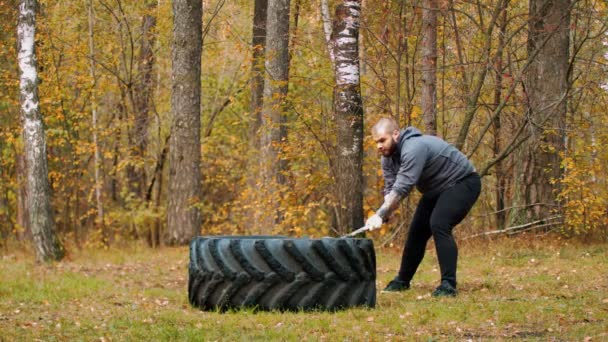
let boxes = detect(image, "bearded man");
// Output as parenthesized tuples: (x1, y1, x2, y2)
(366, 117, 481, 297)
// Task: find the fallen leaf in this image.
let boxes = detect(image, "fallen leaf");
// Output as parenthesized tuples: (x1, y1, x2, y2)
(366, 316, 374, 322)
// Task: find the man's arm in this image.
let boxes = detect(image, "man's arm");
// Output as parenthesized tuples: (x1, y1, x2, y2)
(373, 141, 427, 222)
(381, 157, 396, 196)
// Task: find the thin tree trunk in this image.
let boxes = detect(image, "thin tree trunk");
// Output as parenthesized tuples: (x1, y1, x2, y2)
(134, 1, 157, 245)
(250, 0, 267, 144)
(526, 0, 570, 219)
(147, 136, 168, 248)
(87, 0, 105, 238)
(320, 0, 335, 68)
(259, 0, 290, 232)
(18, 0, 64, 262)
(16, 150, 29, 240)
(493, 8, 508, 231)
(131, 1, 157, 199)
(421, 0, 437, 135)
(332, 0, 364, 234)
(167, 0, 203, 245)
(248, 0, 267, 232)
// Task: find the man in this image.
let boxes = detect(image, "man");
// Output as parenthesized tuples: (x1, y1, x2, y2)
(365, 117, 481, 297)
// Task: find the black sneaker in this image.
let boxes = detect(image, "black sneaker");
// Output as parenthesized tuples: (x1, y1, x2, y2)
(382, 277, 410, 292)
(432, 280, 457, 297)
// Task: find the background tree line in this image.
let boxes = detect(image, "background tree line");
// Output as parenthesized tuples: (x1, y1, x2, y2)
(0, 0, 606, 261)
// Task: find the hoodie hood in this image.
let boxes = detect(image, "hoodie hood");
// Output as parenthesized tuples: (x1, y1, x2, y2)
(383, 126, 423, 159)
(399, 127, 423, 142)
(392, 127, 422, 156)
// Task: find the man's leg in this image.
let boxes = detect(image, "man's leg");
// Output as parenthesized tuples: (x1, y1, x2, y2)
(430, 174, 481, 288)
(397, 194, 436, 284)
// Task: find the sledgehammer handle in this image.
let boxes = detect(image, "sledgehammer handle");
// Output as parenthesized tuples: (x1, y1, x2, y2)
(341, 225, 370, 238)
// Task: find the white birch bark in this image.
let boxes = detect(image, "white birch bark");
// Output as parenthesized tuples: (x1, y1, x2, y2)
(334, 1, 361, 87)
(18, 0, 64, 261)
(332, 0, 364, 233)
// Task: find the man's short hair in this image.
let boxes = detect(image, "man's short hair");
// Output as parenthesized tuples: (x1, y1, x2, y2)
(372, 117, 400, 136)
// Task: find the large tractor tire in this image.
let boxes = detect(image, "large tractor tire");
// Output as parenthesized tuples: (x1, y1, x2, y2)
(188, 236, 376, 311)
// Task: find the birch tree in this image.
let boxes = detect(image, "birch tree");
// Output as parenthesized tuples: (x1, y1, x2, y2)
(332, 0, 364, 234)
(18, 0, 64, 261)
(167, 0, 203, 245)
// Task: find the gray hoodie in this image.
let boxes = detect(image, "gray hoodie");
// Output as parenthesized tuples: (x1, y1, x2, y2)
(381, 127, 476, 199)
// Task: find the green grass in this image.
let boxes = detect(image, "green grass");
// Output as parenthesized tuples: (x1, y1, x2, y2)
(1, 238, 607, 341)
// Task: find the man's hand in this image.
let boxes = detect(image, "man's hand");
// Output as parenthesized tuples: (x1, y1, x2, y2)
(365, 214, 383, 231)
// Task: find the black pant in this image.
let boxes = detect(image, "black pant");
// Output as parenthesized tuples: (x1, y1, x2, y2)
(398, 173, 481, 288)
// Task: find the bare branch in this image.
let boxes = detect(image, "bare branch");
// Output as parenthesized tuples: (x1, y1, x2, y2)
(463, 216, 563, 240)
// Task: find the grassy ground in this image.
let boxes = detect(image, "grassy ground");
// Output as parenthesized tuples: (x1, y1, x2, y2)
(1, 237, 607, 341)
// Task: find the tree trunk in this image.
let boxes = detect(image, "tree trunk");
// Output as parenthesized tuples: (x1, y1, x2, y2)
(526, 0, 570, 219)
(493, 8, 507, 231)
(87, 0, 106, 241)
(421, 0, 437, 136)
(259, 0, 290, 233)
(18, 0, 64, 262)
(332, 0, 364, 234)
(247, 0, 268, 232)
(250, 0, 268, 144)
(320, 0, 335, 68)
(16, 150, 29, 240)
(130, 1, 157, 199)
(167, 0, 203, 245)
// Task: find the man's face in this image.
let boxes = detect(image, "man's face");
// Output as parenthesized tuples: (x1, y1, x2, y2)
(373, 129, 400, 157)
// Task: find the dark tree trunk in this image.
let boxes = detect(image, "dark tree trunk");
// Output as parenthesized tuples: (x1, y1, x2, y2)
(421, 0, 437, 136)
(250, 0, 268, 144)
(247, 0, 268, 232)
(130, 1, 157, 199)
(18, 0, 64, 262)
(526, 0, 570, 219)
(16, 150, 29, 240)
(332, 1, 364, 234)
(493, 8, 508, 230)
(167, 0, 203, 245)
(259, 0, 290, 232)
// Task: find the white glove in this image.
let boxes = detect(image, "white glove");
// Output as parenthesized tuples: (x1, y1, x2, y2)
(365, 214, 383, 231)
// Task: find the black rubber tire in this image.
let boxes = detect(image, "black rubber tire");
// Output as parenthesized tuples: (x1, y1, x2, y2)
(188, 236, 376, 311)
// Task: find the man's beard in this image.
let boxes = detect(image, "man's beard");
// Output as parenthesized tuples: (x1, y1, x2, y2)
(383, 138, 397, 156)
